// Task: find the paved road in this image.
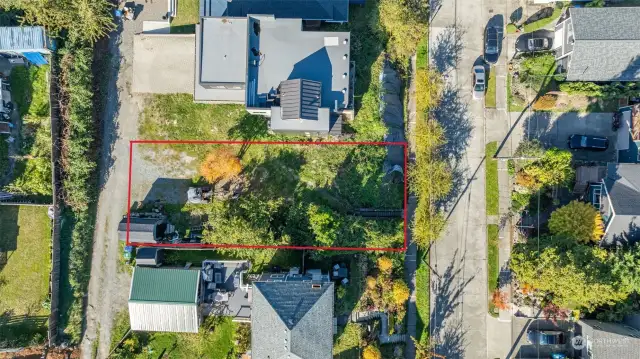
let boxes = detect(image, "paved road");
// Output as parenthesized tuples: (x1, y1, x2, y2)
(429, 0, 490, 357)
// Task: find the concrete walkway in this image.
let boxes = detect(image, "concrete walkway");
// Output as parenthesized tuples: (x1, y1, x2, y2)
(404, 55, 418, 359)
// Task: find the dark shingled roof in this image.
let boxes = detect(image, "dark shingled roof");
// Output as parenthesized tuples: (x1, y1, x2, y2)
(117, 217, 162, 243)
(280, 79, 322, 121)
(200, 0, 349, 22)
(603, 163, 640, 245)
(251, 281, 334, 359)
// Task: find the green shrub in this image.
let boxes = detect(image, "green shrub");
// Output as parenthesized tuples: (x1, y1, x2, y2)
(558, 82, 603, 97)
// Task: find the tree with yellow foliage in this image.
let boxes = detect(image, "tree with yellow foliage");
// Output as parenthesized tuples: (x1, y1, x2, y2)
(377, 256, 393, 273)
(548, 200, 604, 243)
(362, 345, 382, 359)
(392, 280, 410, 306)
(200, 148, 242, 183)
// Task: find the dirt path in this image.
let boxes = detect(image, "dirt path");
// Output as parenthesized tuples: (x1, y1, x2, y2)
(80, 18, 143, 359)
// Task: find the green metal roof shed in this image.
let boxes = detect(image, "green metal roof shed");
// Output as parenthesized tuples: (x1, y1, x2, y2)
(128, 267, 201, 333)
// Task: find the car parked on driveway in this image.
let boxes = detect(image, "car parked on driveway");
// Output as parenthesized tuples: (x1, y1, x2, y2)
(527, 38, 551, 51)
(527, 330, 566, 345)
(472, 65, 486, 100)
(484, 26, 500, 64)
(568, 134, 609, 151)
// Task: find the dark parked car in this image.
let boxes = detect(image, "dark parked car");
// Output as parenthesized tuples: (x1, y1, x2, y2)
(484, 26, 500, 64)
(527, 330, 566, 345)
(527, 38, 551, 51)
(568, 134, 609, 151)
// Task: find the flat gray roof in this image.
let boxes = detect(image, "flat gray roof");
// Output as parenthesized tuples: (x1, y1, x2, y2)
(194, 23, 246, 103)
(200, 17, 248, 84)
(247, 16, 350, 110)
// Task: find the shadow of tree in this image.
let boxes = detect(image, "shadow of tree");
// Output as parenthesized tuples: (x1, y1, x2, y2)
(430, 250, 474, 350)
(433, 85, 473, 163)
(227, 113, 270, 158)
(430, 25, 465, 74)
(616, 55, 640, 82)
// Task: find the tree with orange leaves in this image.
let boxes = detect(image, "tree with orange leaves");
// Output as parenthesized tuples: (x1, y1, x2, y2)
(200, 149, 242, 183)
(492, 289, 509, 311)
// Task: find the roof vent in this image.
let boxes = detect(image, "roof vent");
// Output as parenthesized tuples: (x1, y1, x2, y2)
(312, 283, 321, 289)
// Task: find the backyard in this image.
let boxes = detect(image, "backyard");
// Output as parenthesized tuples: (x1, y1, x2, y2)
(110, 310, 247, 359)
(0, 205, 52, 347)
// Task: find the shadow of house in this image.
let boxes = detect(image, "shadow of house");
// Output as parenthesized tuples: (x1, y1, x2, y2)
(140, 177, 194, 205)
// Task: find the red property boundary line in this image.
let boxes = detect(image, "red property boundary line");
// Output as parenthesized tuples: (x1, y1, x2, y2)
(127, 140, 408, 252)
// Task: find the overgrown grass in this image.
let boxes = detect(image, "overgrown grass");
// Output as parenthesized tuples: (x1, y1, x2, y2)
(523, 6, 563, 33)
(9, 65, 50, 118)
(507, 74, 526, 112)
(485, 142, 499, 216)
(5, 65, 52, 197)
(333, 323, 363, 359)
(415, 250, 429, 341)
(485, 68, 496, 108)
(487, 224, 500, 317)
(0, 205, 51, 347)
(170, 0, 199, 34)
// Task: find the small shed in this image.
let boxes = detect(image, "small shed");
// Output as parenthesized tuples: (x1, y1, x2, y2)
(128, 267, 201, 333)
(135, 247, 164, 267)
(0, 26, 50, 65)
(118, 216, 168, 244)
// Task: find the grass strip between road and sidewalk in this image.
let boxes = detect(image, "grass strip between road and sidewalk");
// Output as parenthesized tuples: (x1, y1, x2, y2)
(487, 224, 500, 317)
(523, 6, 564, 33)
(416, 249, 430, 342)
(485, 68, 496, 109)
(485, 142, 499, 216)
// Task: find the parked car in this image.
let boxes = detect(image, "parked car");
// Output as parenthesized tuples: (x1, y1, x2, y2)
(527, 330, 566, 345)
(472, 65, 486, 100)
(568, 134, 609, 151)
(484, 26, 500, 64)
(527, 38, 551, 51)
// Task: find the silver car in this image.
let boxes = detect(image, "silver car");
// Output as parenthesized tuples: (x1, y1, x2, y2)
(473, 65, 486, 100)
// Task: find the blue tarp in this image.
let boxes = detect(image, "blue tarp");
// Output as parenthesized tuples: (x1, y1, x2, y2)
(22, 52, 48, 66)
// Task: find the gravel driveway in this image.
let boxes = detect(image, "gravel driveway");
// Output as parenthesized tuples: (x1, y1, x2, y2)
(79, 18, 146, 359)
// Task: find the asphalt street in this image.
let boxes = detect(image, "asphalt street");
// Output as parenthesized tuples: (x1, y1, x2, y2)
(429, 0, 490, 357)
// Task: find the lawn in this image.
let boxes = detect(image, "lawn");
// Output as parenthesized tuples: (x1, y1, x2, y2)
(523, 6, 564, 33)
(110, 310, 242, 359)
(415, 250, 429, 342)
(0, 205, 51, 346)
(487, 224, 500, 317)
(170, 0, 199, 33)
(485, 142, 499, 216)
(485, 68, 496, 109)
